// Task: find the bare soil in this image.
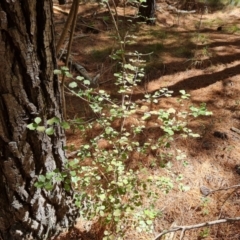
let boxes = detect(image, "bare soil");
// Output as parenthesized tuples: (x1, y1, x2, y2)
(53, 1, 240, 239)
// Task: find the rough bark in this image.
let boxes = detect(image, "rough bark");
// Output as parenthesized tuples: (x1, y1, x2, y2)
(138, 0, 156, 25)
(0, 1, 78, 239)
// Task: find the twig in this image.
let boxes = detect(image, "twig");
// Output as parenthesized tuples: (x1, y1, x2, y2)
(218, 188, 239, 219)
(60, 54, 100, 87)
(231, 127, 240, 135)
(105, 1, 126, 65)
(64, 85, 116, 106)
(154, 217, 240, 240)
(214, 188, 239, 238)
(167, 5, 196, 14)
(210, 185, 240, 194)
(77, 22, 106, 33)
(53, 5, 69, 15)
(124, 52, 153, 56)
(200, 184, 240, 197)
(64, 86, 91, 103)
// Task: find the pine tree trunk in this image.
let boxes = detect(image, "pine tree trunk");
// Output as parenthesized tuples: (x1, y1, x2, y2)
(0, 1, 78, 239)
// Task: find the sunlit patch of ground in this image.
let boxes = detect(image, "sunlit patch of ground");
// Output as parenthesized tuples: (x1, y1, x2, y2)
(53, 1, 240, 239)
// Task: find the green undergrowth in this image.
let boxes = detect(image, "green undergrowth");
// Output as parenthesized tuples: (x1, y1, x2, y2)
(31, 6, 215, 238)
(32, 57, 212, 239)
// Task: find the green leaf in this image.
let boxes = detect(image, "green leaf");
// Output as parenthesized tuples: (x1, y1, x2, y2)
(34, 182, 43, 188)
(46, 127, 54, 135)
(34, 117, 42, 124)
(38, 175, 46, 182)
(83, 144, 90, 149)
(190, 133, 200, 138)
(60, 121, 70, 129)
(104, 230, 110, 236)
(146, 220, 153, 225)
(83, 80, 91, 85)
(36, 126, 45, 132)
(69, 82, 78, 88)
(45, 182, 53, 191)
(100, 210, 105, 217)
(27, 123, 37, 130)
(114, 73, 121, 77)
(65, 72, 72, 78)
(113, 209, 121, 217)
(53, 69, 62, 75)
(76, 76, 84, 81)
(142, 113, 151, 120)
(61, 66, 69, 71)
(70, 170, 76, 177)
(167, 108, 176, 114)
(46, 172, 55, 179)
(179, 90, 186, 95)
(105, 127, 113, 134)
(124, 64, 135, 71)
(64, 183, 71, 191)
(47, 117, 60, 125)
(71, 176, 80, 183)
(99, 194, 106, 201)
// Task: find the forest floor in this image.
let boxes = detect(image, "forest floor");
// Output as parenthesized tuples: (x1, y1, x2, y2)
(53, 1, 240, 239)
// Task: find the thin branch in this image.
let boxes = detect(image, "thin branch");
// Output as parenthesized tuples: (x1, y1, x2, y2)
(218, 188, 239, 219)
(210, 184, 240, 195)
(105, 1, 126, 65)
(231, 126, 240, 135)
(77, 22, 105, 33)
(53, 5, 69, 15)
(201, 184, 240, 196)
(154, 217, 240, 240)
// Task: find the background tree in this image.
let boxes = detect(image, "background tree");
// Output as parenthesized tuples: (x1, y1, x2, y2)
(0, 1, 78, 239)
(138, 0, 156, 25)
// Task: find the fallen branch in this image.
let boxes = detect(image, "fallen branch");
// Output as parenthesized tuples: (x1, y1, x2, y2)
(218, 188, 239, 219)
(167, 5, 196, 14)
(200, 184, 240, 196)
(53, 5, 69, 15)
(59, 54, 99, 87)
(154, 217, 240, 240)
(231, 126, 240, 135)
(77, 22, 105, 33)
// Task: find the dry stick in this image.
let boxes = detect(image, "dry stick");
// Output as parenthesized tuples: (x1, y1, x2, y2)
(105, 1, 125, 65)
(204, 184, 240, 196)
(218, 187, 240, 219)
(56, 0, 77, 55)
(77, 22, 105, 33)
(214, 188, 240, 239)
(230, 126, 240, 135)
(61, 0, 79, 119)
(53, 6, 69, 15)
(60, 54, 92, 81)
(110, 0, 119, 26)
(154, 217, 240, 240)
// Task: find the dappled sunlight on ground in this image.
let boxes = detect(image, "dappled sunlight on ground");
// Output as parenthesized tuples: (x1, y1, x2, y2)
(53, 1, 240, 239)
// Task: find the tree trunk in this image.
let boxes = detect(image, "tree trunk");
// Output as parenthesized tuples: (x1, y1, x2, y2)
(138, 0, 156, 25)
(0, 1, 78, 239)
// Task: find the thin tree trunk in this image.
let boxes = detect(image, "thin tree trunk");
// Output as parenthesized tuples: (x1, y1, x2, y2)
(138, 0, 156, 25)
(0, 1, 78, 239)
